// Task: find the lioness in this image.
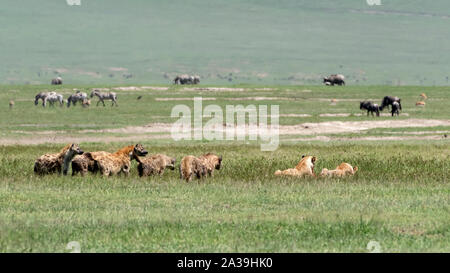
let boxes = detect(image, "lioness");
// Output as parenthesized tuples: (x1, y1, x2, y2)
(319, 162, 358, 178)
(274, 155, 316, 177)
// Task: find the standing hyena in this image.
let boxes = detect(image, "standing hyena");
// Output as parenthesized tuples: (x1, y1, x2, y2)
(136, 154, 176, 177)
(179, 155, 208, 182)
(197, 153, 222, 177)
(34, 143, 84, 175)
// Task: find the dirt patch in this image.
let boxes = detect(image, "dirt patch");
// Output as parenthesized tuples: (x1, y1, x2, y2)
(92, 88, 110, 91)
(109, 67, 128, 72)
(227, 97, 293, 101)
(284, 135, 447, 142)
(141, 86, 169, 91)
(319, 113, 351, 117)
(79, 123, 173, 134)
(279, 119, 450, 135)
(314, 98, 377, 102)
(113, 86, 143, 91)
(0, 134, 171, 146)
(182, 87, 246, 92)
(2, 119, 449, 145)
(253, 88, 276, 91)
(382, 130, 450, 135)
(280, 114, 312, 117)
(155, 97, 216, 101)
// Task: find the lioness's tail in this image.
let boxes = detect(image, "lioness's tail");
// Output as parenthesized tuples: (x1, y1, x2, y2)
(353, 166, 358, 173)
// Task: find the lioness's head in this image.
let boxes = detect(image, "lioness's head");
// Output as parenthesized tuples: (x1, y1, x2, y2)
(301, 155, 316, 165)
(319, 168, 330, 177)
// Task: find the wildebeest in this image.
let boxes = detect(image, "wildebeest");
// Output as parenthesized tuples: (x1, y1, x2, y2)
(323, 74, 345, 86)
(173, 74, 200, 85)
(90, 90, 118, 106)
(380, 96, 402, 111)
(51, 77, 63, 85)
(360, 101, 380, 117)
(391, 101, 400, 116)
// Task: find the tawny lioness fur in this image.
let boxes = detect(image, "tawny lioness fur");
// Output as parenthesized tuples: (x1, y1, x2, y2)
(137, 154, 176, 177)
(86, 144, 148, 176)
(319, 163, 358, 178)
(198, 153, 222, 177)
(34, 143, 84, 175)
(179, 155, 208, 182)
(274, 155, 317, 177)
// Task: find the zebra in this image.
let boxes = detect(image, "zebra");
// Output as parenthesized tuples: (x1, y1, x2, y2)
(67, 91, 88, 107)
(35, 92, 48, 106)
(44, 92, 64, 107)
(90, 90, 118, 106)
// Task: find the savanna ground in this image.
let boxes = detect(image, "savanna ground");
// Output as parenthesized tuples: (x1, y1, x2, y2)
(0, 84, 449, 252)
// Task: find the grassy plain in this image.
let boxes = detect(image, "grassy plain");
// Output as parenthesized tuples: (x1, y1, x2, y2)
(0, 84, 449, 252)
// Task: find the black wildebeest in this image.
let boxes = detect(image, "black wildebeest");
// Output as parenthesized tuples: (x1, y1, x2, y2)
(380, 96, 402, 111)
(391, 101, 400, 116)
(360, 101, 381, 117)
(51, 77, 63, 85)
(323, 74, 345, 86)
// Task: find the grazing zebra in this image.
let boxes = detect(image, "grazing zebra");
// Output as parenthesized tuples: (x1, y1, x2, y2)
(44, 92, 64, 107)
(35, 92, 48, 106)
(90, 90, 118, 106)
(67, 91, 88, 107)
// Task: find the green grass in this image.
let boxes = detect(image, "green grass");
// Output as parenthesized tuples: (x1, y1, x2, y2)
(1, 0, 450, 85)
(0, 142, 449, 252)
(1, 84, 449, 139)
(0, 83, 448, 252)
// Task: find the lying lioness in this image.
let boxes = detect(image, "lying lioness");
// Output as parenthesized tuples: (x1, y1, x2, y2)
(274, 155, 316, 177)
(319, 163, 358, 178)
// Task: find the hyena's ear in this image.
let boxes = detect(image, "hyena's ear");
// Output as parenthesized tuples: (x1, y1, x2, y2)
(219, 155, 222, 162)
(302, 155, 306, 158)
(312, 157, 317, 163)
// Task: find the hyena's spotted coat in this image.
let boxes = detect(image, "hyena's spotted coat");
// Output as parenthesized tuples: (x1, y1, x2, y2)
(85, 144, 148, 176)
(34, 143, 84, 175)
(137, 154, 176, 177)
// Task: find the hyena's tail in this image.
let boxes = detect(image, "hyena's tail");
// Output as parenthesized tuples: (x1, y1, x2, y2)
(353, 166, 358, 173)
(274, 170, 282, 176)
